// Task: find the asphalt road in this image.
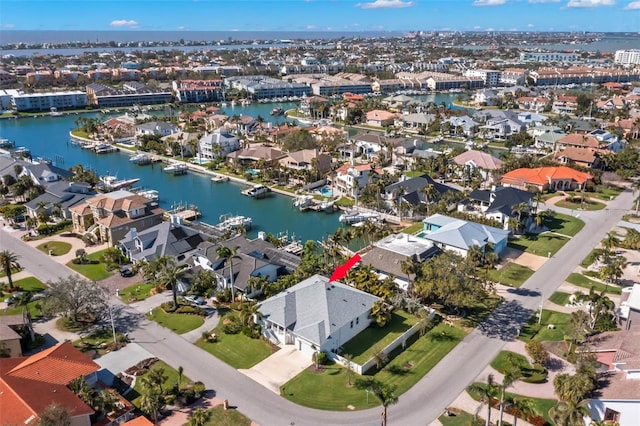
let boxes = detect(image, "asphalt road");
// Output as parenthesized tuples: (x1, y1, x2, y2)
(1, 188, 634, 425)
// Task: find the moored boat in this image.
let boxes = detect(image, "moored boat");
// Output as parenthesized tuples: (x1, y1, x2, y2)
(98, 175, 140, 192)
(163, 162, 188, 175)
(211, 175, 229, 183)
(242, 184, 271, 198)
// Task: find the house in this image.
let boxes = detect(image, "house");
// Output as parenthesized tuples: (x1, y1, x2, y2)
(474, 89, 499, 106)
(458, 186, 534, 228)
(556, 133, 600, 151)
(0, 341, 100, 426)
(0, 313, 33, 357)
(553, 147, 601, 169)
(21, 162, 75, 187)
(501, 166, 593, 192)
(69, 190, 165, 243)
(256, 274, 380, 357)
(135, 121, 179, 137)
(534, 130, 567, 150)
(360, 233, 439, 291)
(397, 113, 436, 130)
(198, 130, 240, 160)
(421, 214, 510, 256)
(279, 148, 332, 174)
(384, 174, 458, 211)
(441, 115, 480, 137)
(161, 131, 201, 157)
(476, 110, 527, 141)
(119, 221, 205, 264)
(226, 145, 287, 168)
(332, 163, 380, 198)
(618, 283, 640, 331)
(365, 110, 397, 127)
(516, 96, 550, 112)
(552, 95, 578, 115)
(452, 150, 504, 182)
(25, 181, 94, 220)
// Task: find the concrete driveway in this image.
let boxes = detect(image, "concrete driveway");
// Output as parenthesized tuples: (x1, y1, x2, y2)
(239, 345, 311, 394)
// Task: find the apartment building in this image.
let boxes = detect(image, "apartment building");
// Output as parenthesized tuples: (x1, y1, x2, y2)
(464, 69, 501, 87)
(173, 79, 224, 103)
(225, 75, 311, 99)
(614, 49, 640, 66)
(12, 90, 88, 112)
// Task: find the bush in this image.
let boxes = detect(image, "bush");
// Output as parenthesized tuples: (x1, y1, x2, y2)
(313, 350, 328, 366)
(193, 381, 205, 398)
(526, 341, 550, 366)
(36, 220, 72, 236)
(222, 315, 242, 334)
(175, 305, 205, 316)
(241, 324, 262, 339)
(160, 302, 177, 312)
(71, 258, 98, 265)
(215, 288, 231, 303)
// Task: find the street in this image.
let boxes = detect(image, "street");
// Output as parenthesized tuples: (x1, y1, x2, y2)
(1, 187, 634, 425)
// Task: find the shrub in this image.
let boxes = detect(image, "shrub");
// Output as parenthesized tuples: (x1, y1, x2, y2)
(36, 220, 72, 235)
(160, 302, 177, 312)
(222, 315, 242, 334)
(175, 305, 205, 316)
(313, 350, 328, 366)
(193, 381, 205, 398)
(241, 324, 262, 339)
(526, 341, 550, 366)
(215, 288, 231, 303)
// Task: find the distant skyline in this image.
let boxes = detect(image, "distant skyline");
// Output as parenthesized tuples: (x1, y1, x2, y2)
(2, 0, 640, 34)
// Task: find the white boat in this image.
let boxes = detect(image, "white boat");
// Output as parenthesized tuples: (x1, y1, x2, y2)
(242, 184, 271, 198)
(94, 143, 117, 154)
(0, 138, 15, 148)
(293, 195, 314, 210)
(338, 211, 380, 225)
(99, 175, 140, 191)
(215, 213, 252, 231)
(138, 189, 159, 201)
(130, 152, 152, 165)
(49, 107, 63, 117)
(319, 200, 335, 213)
(211, 175, 229, 183)
(163, 162, 188, 175)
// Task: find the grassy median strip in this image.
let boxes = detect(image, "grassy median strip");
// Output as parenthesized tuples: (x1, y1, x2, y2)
(148, 308, 204, 334)
(566, 273, 622, 295)
(486, 262, 534, 288)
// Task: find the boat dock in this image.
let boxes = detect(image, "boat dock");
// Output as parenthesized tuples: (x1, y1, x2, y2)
(165, 203, 201, 221)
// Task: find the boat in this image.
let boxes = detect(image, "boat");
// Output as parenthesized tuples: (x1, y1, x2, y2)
(242, 184, 271, 198)
(138, 189, 159, 201)
(293, 195, 314, 210)
(49, 107, 63, 117)
(98, 175, 140, 191)
(13, 147, 31, 157)
(215, 213, 252, 231)
(163, 162, 188, 175)
(271, 107, 284, 116)
(338, 210, 380, 225)
(211, 175, 229, 183)
(0, 138, 15, 148)
(94, 143, 117, 154)
(130, 152, 152, 165)
(230, 100, 236, 107)
(319, 200, 336, 213)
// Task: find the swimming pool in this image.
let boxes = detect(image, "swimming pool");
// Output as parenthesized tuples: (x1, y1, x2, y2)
(191, 158, 210, 165)
(317, 186, 333, 197)
(246, 169, 261, 176)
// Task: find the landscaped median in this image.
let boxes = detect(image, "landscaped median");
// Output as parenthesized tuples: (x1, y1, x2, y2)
(147, 303, 205, 334)
(486, 262, 534, 288)
(119, 282, 156, 303)
(67, 248, 115, 281)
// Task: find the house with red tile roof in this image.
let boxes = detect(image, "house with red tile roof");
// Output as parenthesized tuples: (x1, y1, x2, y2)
(365, 110, 397, 127)
(553, 146, 602, 169)
(0, 341, 100, 426)
(501, 166, 592, 192)
(556, 133, 600, 150)
(452, 150, 504, 182)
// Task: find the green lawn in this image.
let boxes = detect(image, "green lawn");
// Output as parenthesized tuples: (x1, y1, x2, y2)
(402, 222, 424, 235)
(203, 405, 252, 426)
(508, 233, 569, 257)
(340, 310, 418, 365)
(580, 248, 603, 268)
(119, 282, 155, 303)
(439, 411, 477, 426)
(36, 241, 72, 256)
(148, 308, 204, 334)
(490, 350, 547, 383)
(8, 276, 45, 292)
(67, 249, 113, 281)
(543, 213, 585, 237)
(556, 198, 606, 211)
(519, 310, 570, 342)
(0, 300, 43, 318)
(282, 323, 466, 410)
(128, 360, 191, 408)
(0, 277, 46, 318)
(468, 383, 556, 425)
(549, 291, 572, 307)
(565, 273, 622, 295)
(196, 326, 274, 369)
(486, 262, 534, 288)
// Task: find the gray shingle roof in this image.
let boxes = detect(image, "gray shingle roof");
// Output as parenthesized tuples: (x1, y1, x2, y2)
(423, 214, 509, 251)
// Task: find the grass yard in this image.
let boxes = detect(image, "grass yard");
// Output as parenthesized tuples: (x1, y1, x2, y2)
(580, 248, 603, 268)
(402, 222, 424, 235)
(282, 323, 466, 410)
(490, 350, 547, 383)
(486, 262, 534, 288)
(0, 300, 43, 318)
(519, 310, 570, 342)
(0, 277, 46, 318)
(556, 198, 605, 211)
(468, 383, 556, 425)
(196, 326, 274, 369)
(543, 213, 585, 237)
(566, 273, 622, 295)
(148, 308, 204, 334)
(203, 405, 252, 426)
(508, 233, 569, 257)
(9, 276, 45, 292)
(67, 249, 113, 281)
(119, 282, 155, 303)
(340, 310, 418, 365)
(439, 411, 477, 426)
(36, 241, 72, 256)
(549, 291, 572, 307)
(128, 360, 191, 408)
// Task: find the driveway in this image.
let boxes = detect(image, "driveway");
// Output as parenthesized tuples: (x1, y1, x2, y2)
(95, 343, 156, 385)
(500, 246, 548, 271)
(239, 345, 311, 394)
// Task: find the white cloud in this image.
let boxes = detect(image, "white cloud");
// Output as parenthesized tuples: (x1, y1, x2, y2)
(566, 0, 614, 7)
(3, 23, 16, 29)
(528, 0, 560, 3)
(109, 19, 139, 28)
(355, 0, 415, 9)
(177, 26, 185, 30)
(306, 25, 318, 29)
(473, 25, 482, 29)
(527, 23, 535, 27)
(625, 1, 640, 8)
(473, 0, 507, 5)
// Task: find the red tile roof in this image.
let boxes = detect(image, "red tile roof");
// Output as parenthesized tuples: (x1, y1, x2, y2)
(122, 416, 154, 426)
(501, 166, 592, 186)
(558, 133, 600, 149)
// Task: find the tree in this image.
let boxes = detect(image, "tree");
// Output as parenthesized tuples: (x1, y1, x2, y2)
(217, 246, 239, 302)
(554, 373, 595, 404)
(187, 408, 211, 426)
(371, 343, 388, 370)
(550, 399, 590, 426)
(355, 378, 398, 426)
(42, 276, 107, 324)
(468, 374, 499, 426)
(509, 397, 536, 426)
(0, 250, 20, 289)
(566, 310, 590, 353)
(140, 386, 164, 425)
(177, 366, 184, 390)
(344, 353, 354, 386)
(498, 365, 522, 426)
(35, 403, 72, 426)
(525, 340, 550, 366)
(370, 300, 393, 327)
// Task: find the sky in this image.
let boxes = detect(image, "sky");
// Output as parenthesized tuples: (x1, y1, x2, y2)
(1, 0, 640, 33)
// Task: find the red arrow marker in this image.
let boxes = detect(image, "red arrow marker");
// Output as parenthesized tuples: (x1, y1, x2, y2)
(328, 253, 361, 283)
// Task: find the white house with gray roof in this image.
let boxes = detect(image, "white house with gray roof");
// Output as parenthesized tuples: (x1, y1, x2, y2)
(256, 274, 380, 357)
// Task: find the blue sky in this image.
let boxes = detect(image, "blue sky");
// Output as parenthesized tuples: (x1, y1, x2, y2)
(2, 0, 640, 33)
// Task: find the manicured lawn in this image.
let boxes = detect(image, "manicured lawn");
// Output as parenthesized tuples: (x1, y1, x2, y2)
(402, 222, 424, 235)
(519, 310, 570, 342)
(486, 262, 534, 288)
(203, 405, 252, 426)
(556, 198, 605, 211)
(196, 326, 274, 369)
(72, 328, 127, 356)
(129, 360, 191, 408)
(549, 291, 572, 307)
(566, 273, 622, 295)
(340, 310, 418, 365)
(282, 323, 466, 410)
(468, 383, 556, 425)
(119, 282, 155, 303)
(0, 300, 43, 318)
(508, 233, 569, 257)
(543, 213, 585, 237)
(580, 248, 603, 268)
(10, 276, 45, 292)
(439, 411, 477, 426)
(67, 249, 113, 281)
(490, 350, 547, 383)
(36, 241, 72, 256)
(148, 308, 204, 334)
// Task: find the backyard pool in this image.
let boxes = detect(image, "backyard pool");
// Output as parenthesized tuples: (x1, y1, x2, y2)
(246, 169, 261, 176)
(316, 186, 333, 197)
(191, 158, 211, 165)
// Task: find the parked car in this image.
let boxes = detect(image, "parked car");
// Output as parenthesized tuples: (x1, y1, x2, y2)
(120, 266, 135, 277)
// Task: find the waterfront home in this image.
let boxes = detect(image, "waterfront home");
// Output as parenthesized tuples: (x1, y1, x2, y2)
(198, 130, 240, 160)
(552, 95, 578, 115)
(225, 115, 259, 136)
(474, 89, 499, 106)
(556, 133, 600, 151)
(361, 233, 439, 291)
(516, 96, 551, 112)
(421, 214, 509, 257)
(279, 148, 332, 174)
(256, 274, 380, 357)
(69, 190, 165, 243)
(332, 163, 380, 198)
(25, 181, 94, 220)
(382, 94, 416, 110)
(451, 150, 504, 182)
(135, 120, 179, 137)
(457, 186, 534, 228)
(226, 145, 287, 168)
(441, 115, 480, 137)
(161, 131, 200, 157)
(397, 113, 436, 131)
(119, 221, 205, 264)
(553, 147, 602, 169)
(501, 166, 593, 192)
(19, 161, 74, 188)
(0, 341, 100, 425)
(475, 110, 532, 140)
(365, 110, 397, 128)
(384, 174, 458, 213)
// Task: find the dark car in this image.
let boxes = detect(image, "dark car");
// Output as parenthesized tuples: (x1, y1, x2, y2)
(120, 266, 135, 277)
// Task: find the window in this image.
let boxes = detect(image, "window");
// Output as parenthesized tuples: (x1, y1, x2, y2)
(356, 317, 359, 325)
(604, 408, 620, 422)
(350, 321, 353, 328)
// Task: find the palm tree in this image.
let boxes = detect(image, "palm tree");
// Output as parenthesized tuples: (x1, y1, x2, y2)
(217, 246, 239, 302)
(467, 245, 484, 267)
(0, 250, 20, 289)
(187, 408, 211, 426)
(550, 399, 590, 426)
(177, 366, 184, 390)
(140, 387, 164, 425)
(468, 374, 499, 426)
(153, 255, 183, 308)
(497, 367, 523, 426)
(509, 397, 536, 426)
(344, 353, 354, 386)
(355, 378, 398, 426)
(400, 257, 418, 293)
